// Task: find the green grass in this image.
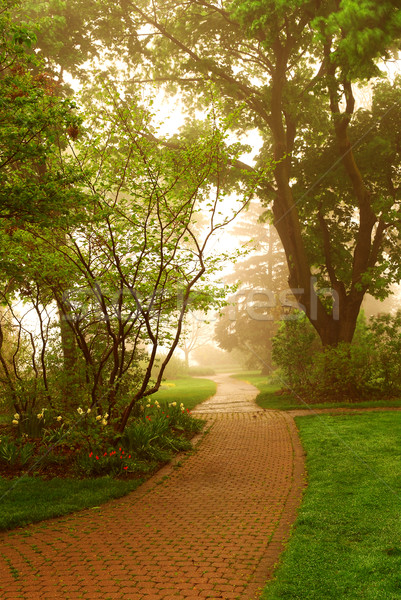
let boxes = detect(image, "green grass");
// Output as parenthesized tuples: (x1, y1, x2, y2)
(149, 376, 216, 410)
(233, 372, 401, 410)
(0, 476, 142, 532)
(261, 412, 401, 600)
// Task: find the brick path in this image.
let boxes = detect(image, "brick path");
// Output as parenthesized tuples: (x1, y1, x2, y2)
(0, 377, 305, 600)
(191, 374, 263, 414)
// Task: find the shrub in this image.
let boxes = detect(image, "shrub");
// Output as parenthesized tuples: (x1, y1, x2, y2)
(366, 312, 401, 394)
(270, 310, 399, 402)
(306, 341, 374, 402)
(152, 354, 188, 380)
(272, 312, 321, 390)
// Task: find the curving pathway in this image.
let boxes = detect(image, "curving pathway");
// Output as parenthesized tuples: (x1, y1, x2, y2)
(191, 374, 263, 414)
(0, 374, 305, 600)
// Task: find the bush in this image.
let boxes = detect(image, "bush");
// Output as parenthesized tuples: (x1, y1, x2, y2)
(368, 312, 401, 395)
(272, 313, 321, 390)
(306, 342, 374, 401)
(271, 310, 401, 402)
(151, 354, 188, 380)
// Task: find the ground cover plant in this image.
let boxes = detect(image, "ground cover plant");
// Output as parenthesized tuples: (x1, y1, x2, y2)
(232, 372, 401, 411)
(261, 412, 401, 600)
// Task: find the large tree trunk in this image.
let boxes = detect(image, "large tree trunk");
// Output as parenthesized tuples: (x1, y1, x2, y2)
(266, 39, 380, 348)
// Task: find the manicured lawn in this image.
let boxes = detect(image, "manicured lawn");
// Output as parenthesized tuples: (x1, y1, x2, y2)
(261, 412, 401, 600)
(0, 476, 143, 532)
(149, 376, 216, 410)
(233, 372, 401, 410)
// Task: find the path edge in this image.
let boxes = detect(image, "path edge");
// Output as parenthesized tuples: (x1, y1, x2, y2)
(243, 412, 307, 600)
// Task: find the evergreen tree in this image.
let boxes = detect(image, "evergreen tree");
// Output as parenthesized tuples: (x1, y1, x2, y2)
(215, 202, 288, 371)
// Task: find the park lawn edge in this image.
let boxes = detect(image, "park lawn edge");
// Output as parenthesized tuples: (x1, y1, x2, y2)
(149, 376, 217, 411)
(0, 476, 144, 533)
(232, 372, 401, 410)
(260, 411, 401, 599)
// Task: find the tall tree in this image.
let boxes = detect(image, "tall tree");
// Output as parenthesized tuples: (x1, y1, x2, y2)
(0, 86, 257, 431)
(178, 313, 213, 368)
(66, 0, 401, 347)
(0, 0, 82, 225)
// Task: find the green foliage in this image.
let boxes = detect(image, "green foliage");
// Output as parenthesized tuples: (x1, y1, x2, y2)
(293, 76, 401, 300)
(272, 313, 321, 389)
(368, 311, 401, 395)
(272, 310, 401, 401)
(119, 420, 170, 462)
(313, 0, 401, 79)
(0, 434, 35, 467)
(0, 0, 84, 224)
(152, 354, 188, 380)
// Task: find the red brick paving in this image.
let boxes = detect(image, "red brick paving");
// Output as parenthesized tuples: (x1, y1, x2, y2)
(0, 411, 305, 600)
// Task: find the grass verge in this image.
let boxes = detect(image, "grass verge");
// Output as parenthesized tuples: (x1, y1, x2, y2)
(0, 476, 142, 532)
(233, 372, 401, 410)
(261, 412, 401, 599)
(149, 376, 216, 411)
